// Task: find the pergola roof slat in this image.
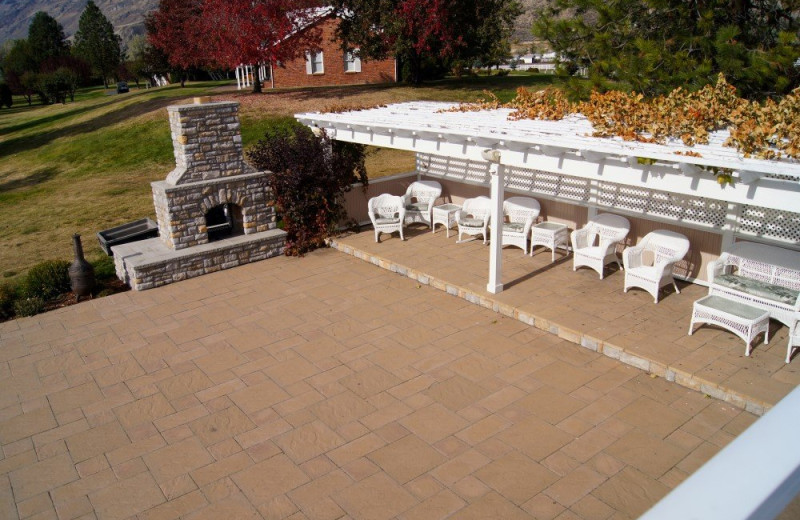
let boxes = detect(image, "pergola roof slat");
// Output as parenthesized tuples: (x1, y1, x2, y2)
(297, 102, 800, 179)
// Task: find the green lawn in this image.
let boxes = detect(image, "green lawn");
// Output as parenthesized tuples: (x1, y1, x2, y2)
(0, 73, 555, 279)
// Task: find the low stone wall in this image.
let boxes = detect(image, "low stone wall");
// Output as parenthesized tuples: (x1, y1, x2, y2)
(112, 229, 286, 291)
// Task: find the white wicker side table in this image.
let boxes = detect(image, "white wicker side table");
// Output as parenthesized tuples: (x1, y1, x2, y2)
(530, 221, 569, 262)
(432, 203, 461, 238)
(689, 295, 770, 356)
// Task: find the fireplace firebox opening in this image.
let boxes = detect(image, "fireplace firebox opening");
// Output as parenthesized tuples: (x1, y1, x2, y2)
(205, 203, 244, 242)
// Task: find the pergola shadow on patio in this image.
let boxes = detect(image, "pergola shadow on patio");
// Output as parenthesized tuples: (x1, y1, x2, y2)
(331, 222, 800, 414)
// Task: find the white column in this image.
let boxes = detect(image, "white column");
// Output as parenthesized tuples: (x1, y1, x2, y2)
(270, 63, 275, 89)
(484, 150, 504, 294)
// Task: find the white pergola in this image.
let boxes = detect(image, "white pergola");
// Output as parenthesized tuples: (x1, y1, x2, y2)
(296, 102, 800, 294)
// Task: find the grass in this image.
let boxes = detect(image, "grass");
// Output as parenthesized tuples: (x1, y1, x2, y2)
(0, 73, 554, 280)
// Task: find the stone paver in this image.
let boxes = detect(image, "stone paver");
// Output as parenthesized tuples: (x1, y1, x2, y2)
(0, 247, 792, 519)
(331, 226, 800, 413)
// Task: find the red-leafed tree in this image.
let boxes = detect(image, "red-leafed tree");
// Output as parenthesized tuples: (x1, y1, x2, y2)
(332, 0, 521, 84)
(146, 0, 205, 87)
(200, 0, 323, 92)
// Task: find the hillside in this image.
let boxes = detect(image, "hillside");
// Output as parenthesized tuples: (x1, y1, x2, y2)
(1, 0, 546, 52)
(0, 0, 157, 50)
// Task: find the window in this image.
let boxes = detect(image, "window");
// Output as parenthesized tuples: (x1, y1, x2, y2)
(305, 51, 324, 75)
(344, 49, 361, 73)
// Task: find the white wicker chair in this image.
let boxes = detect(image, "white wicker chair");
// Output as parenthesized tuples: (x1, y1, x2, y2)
(501, 196, 541, 253)
(623, 230, 690, 303)
(571, 213, 630, 279)
(368, 194, 406, 243)
(455, 196, 492, 244)
(403, 180, 442, 229)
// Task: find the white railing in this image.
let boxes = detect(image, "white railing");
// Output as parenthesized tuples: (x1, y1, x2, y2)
(639, 385, 800, 520)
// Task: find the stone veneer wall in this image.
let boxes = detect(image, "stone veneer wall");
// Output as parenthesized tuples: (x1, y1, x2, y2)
(166, 101, 250, 185)
(114, 231, 286, 291)
(154, 100, 277, 250)
(152, 173, 274, 250)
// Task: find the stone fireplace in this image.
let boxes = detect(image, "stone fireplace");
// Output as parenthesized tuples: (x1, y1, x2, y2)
(111, 99, 286, 290)
(152, 101, 272, 249)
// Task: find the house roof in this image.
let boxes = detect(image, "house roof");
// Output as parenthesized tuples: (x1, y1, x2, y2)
(296, 101, 800, 213)
(290, 6, 334, 36)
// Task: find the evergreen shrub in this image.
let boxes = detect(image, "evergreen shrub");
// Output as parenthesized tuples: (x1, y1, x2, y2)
(21, 260, 71, 300)
(14, 297, 45, 317)
(0, 283, 16, 319)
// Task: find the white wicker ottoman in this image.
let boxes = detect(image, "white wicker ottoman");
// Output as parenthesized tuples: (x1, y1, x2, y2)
(689, 295, 770, 356)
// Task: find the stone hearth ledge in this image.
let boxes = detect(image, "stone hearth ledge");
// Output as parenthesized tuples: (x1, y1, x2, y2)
(112, 229, 286, 291)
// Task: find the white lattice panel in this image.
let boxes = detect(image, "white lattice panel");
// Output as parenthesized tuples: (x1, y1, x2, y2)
(737, 206, 800, 243)
(418, 153, 800, 238)
(507, 167, 591, 202)
(422, 154, 591, 202)
(596, 182, 727, 228)
(421, 154, 489, 184)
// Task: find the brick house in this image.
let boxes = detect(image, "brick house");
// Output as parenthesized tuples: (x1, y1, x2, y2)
(236, 10, 397, 90)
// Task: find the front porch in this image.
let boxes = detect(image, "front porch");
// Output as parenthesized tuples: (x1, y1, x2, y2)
(330, 221, 799, 414)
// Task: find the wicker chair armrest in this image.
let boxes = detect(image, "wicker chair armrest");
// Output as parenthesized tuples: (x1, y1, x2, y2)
(571, 227, 591, 249)
(522, 217, 535, 236)
(623, 245, 645, 269)
(707, 257, 728, 283)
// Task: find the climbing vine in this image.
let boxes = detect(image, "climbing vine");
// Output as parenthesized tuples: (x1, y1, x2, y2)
(445, 75, 800, 160)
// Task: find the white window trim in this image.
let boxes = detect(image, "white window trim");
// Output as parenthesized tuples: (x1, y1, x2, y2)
(344, 49, 361, 73)
(305, 51, 324, 75)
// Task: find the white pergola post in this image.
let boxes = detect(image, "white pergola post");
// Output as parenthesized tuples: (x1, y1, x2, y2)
(484, 150, 505, 294)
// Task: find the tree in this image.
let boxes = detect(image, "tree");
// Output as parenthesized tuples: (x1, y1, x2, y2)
(332, 0, 459, 84)
(199, 0, 322, 92)
(27, 11, 70, 69)
(73, 1, 122, 87)
(0, 83, 12, 108)
(533, 0, 800, 99)
(125, 34, 149, 87)
(331, 0, 521, 84)
(146, 0, 205, 87)
(2, 39, 37, 104)
(451, 0, 522, 73)
(40, 55, 91, 100)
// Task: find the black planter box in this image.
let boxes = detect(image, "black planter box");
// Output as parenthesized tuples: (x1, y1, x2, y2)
(97, 218, 159, 256)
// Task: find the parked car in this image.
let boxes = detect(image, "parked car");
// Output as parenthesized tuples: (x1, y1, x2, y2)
(116, 81, 129, 94)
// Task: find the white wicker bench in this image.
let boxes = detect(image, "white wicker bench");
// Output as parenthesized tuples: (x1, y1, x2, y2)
(707, 242, 800, 362)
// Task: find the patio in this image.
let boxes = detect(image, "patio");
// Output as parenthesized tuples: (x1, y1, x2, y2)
(333, 223, 799, 412)
(0, 241, 796, 519)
